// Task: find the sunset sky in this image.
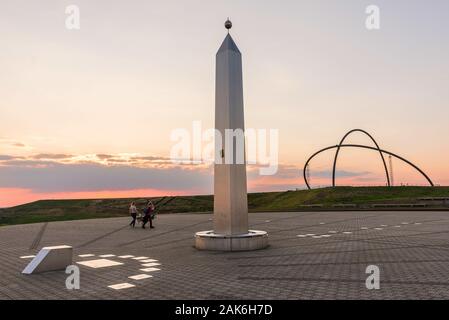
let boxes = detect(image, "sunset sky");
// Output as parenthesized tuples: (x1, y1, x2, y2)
(1, 0, 449, 207)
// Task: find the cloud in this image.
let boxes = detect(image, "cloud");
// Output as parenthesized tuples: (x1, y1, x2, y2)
(0, 138, 34, 151)
(0, 161, 212, 193)
(96, 154, 114, 160)
(32, 153, 73, 159)
(0, 159, 56, 167)
(12, 142, 26, 147)
(130, 156, 171, 161)
(0, 155, 22, 161)
(0, 152, 375, 200)
(298, 168, 371, 178)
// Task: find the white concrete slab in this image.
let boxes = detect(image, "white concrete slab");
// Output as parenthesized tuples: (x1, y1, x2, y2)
(141, 263, 161, 267)
(129, 274, 153, 280)
(77, 259, 123, 269)
(140, 267, 161, 272)
(22, 245, 73, 274)
(108, 283, 135, 290)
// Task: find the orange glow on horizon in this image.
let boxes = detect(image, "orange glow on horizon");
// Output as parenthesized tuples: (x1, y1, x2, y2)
(0, 188, 195, 208)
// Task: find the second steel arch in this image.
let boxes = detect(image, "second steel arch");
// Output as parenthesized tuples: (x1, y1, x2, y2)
(332, 129, 390, 187)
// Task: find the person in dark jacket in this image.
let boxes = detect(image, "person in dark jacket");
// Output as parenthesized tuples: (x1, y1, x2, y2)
(142, 200, 155, 229)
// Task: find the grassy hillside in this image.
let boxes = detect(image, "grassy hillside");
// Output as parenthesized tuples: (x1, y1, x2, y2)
(1, 186, 449, 226)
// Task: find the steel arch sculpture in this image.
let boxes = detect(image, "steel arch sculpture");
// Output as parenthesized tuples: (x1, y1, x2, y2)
(303, 130, 434, 190)
(332, 129, 390, 187)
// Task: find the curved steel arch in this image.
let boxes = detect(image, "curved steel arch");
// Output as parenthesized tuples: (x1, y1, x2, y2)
(332, 129, 390, 187)
(303, 144, 434, 189)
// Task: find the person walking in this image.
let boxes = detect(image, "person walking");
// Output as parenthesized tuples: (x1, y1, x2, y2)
(142, 200, 155, 229)
(129, 202, 138, 228)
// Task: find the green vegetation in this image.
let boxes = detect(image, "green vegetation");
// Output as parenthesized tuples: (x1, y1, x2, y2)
(1, 186, 448, 226)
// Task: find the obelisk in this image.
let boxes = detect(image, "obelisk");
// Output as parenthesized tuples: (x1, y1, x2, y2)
(195, 20, 268, 251)
(213, 19, 248, 235)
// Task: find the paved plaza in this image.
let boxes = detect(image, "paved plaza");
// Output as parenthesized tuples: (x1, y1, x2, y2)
(1, 210, 449, 299)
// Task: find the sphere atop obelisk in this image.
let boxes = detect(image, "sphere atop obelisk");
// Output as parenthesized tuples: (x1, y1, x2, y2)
(224, 19, 232, 30)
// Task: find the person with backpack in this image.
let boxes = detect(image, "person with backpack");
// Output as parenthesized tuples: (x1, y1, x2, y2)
(129, 202, 138, 228)
(142, 200, 155, 229)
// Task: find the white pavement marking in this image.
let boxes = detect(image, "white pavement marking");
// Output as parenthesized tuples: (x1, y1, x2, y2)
(328, 231, 338, 233)
(319, 222, 325, 225)
(312, 236, 322, 239)
(141, 263, 161, 267)
(140, 267, 161, 272)
(118, 255, 134, 258)
(297, 235, 307, 238)
(140, 259, 158, 263)
(306, 234, 315, 236)
(415, 223, 422, 225)
(265, 220, 271, 223)
(381, 225, 388, 227)
(108, 283, 135, 290)
(361, 227, 368, 230)
(129, 274, 153, 280)
(343, 232, 352, 234)
(375, 228, 383, 230)
(77, 259, 123, 269)
(321, 235, 331, 238)
(401, 222, 409, 225)
(394, 225, 401, 228)
(20, 255, 35, 259)
(133, 256, 149, 260)
(78, 254, 95, 258)
(99, 254, 115, 258)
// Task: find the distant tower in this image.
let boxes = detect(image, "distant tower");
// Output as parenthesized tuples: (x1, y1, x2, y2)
(388, 155, 394, 187)
(194, 20, 268, 251)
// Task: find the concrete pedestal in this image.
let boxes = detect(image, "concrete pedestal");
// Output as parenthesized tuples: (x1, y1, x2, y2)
(195, 230, 268, 251)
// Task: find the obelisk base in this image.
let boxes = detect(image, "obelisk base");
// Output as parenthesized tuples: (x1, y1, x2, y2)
(195, 230, 268, 251)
